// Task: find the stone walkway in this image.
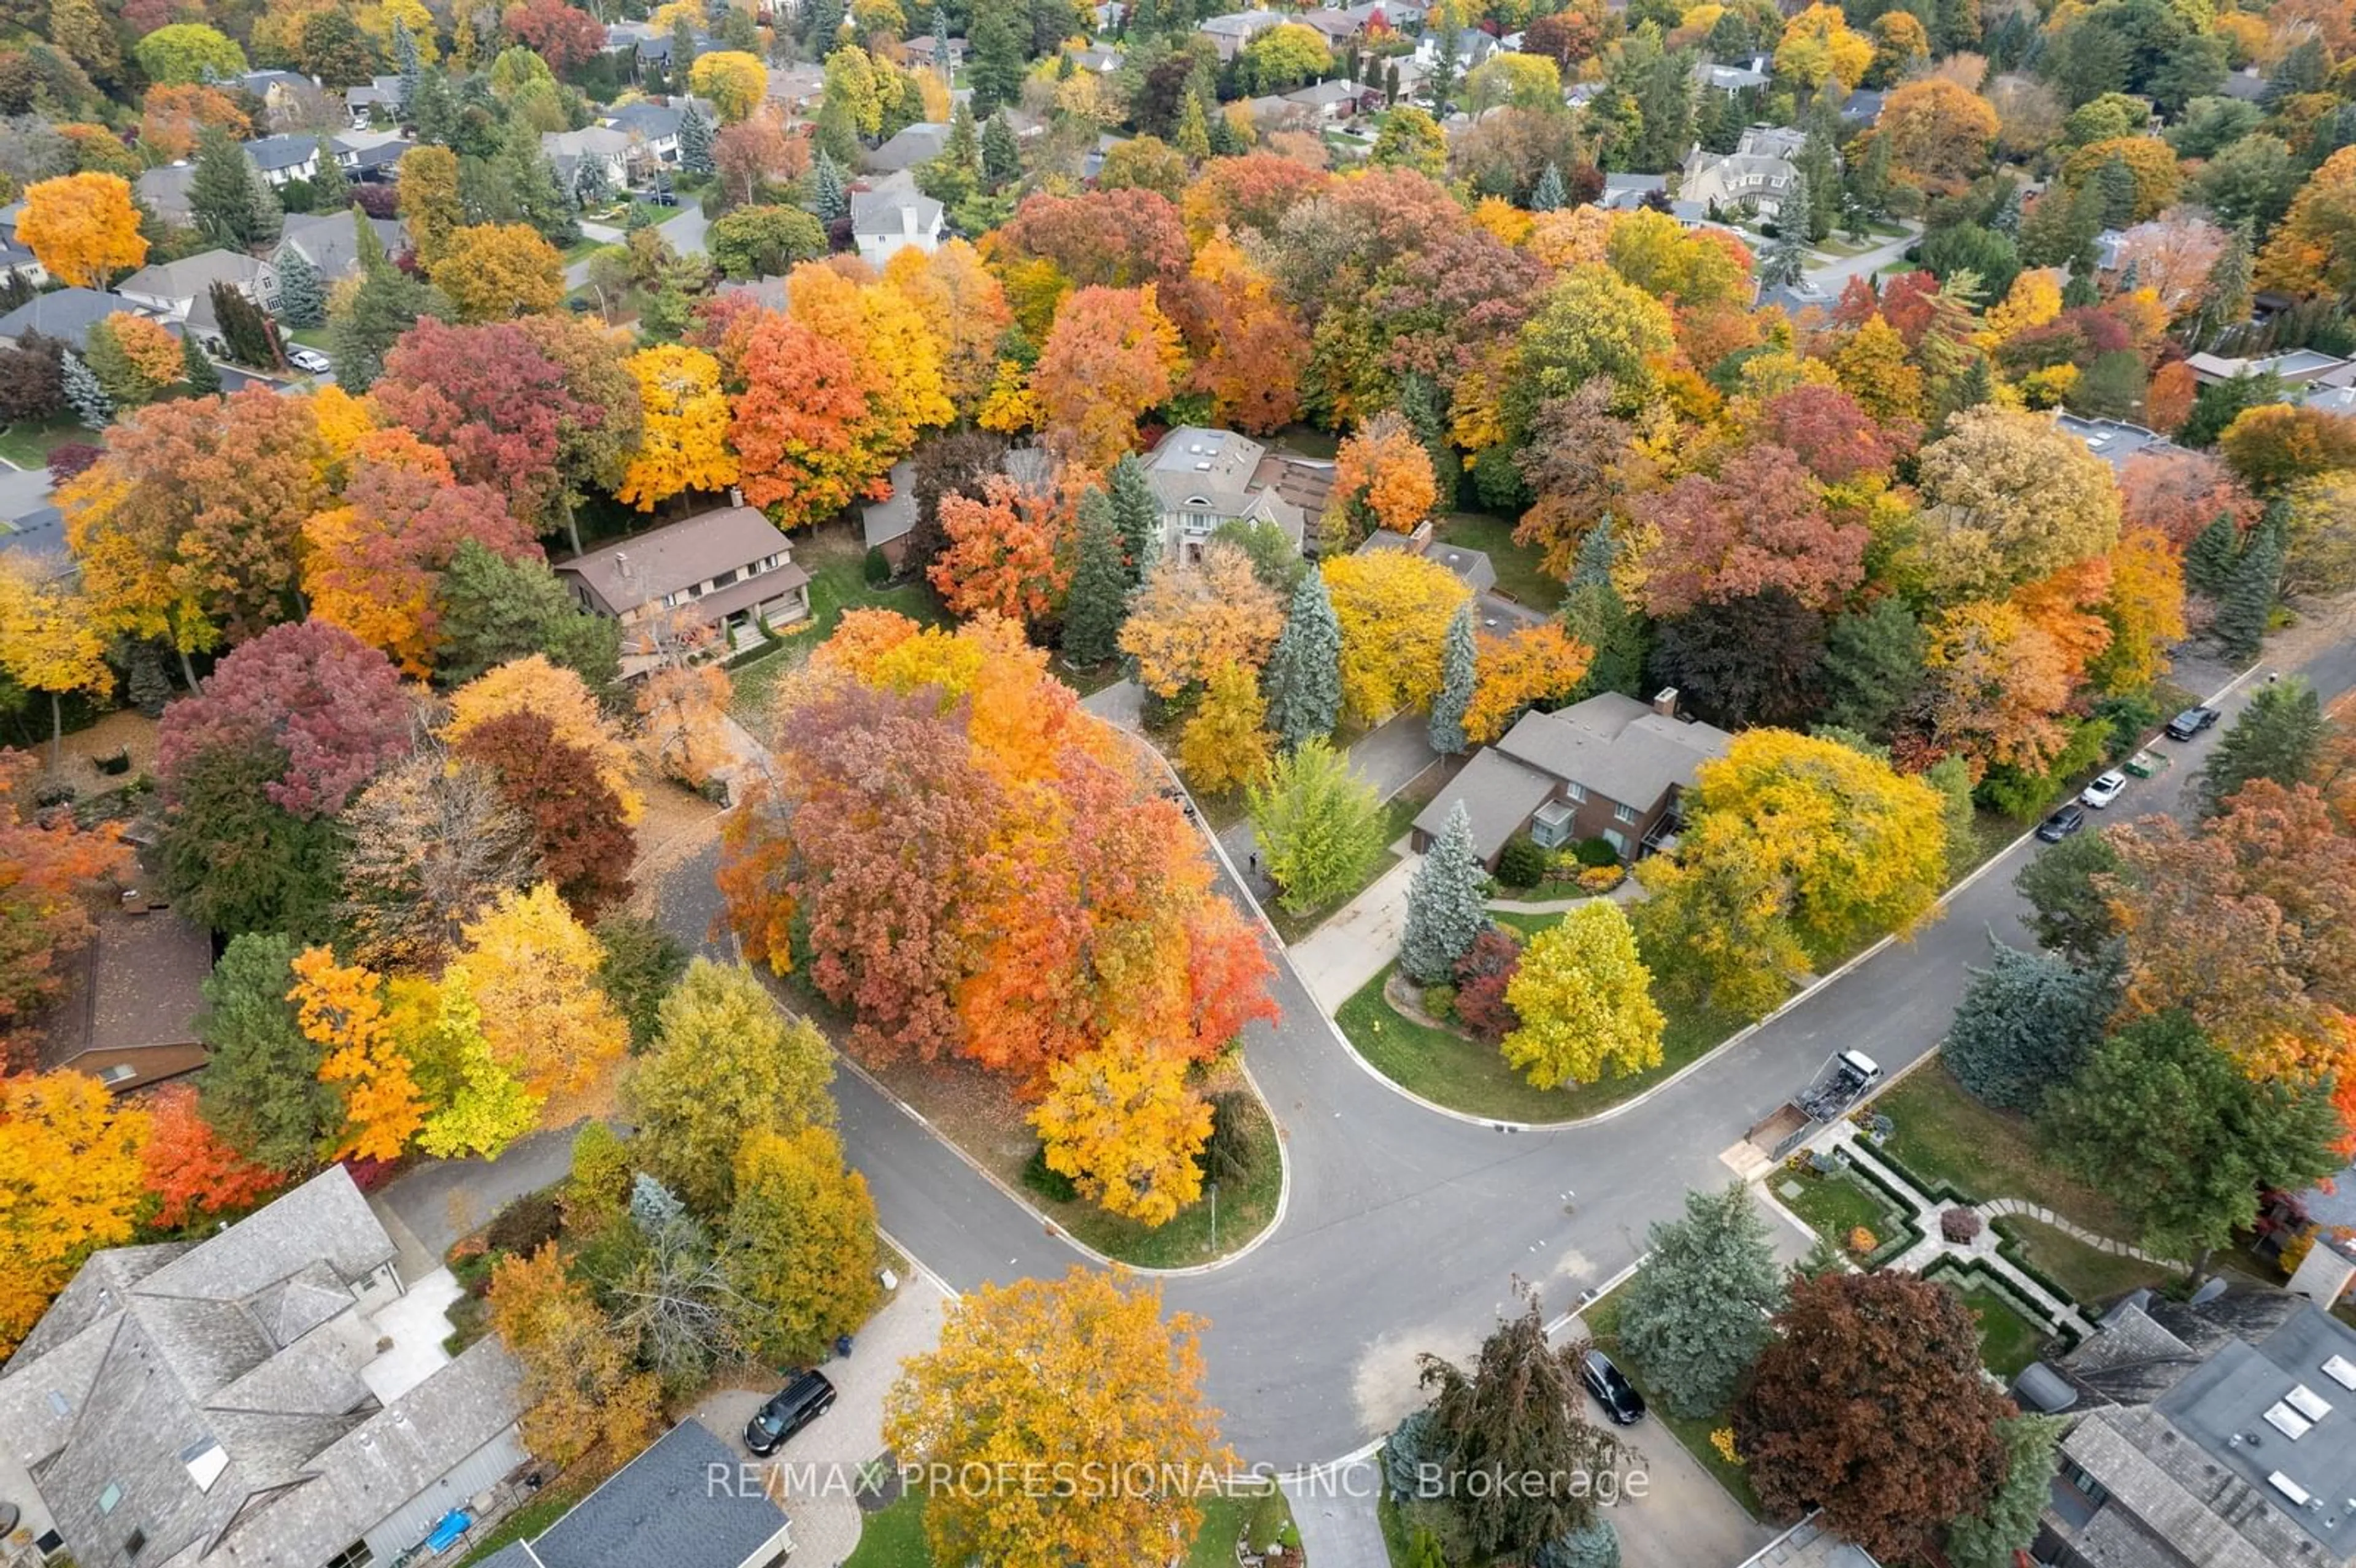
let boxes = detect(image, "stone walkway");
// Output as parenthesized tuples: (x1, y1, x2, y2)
(1978, 1198, 2175, 1264)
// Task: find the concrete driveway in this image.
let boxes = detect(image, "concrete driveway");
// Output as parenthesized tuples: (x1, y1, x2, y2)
(1349, 712, 1442, 802)
(1285, 853, 1421, 1009)
(1561, 1361, 1775, 1568)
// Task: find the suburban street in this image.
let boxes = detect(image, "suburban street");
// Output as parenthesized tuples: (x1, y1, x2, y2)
(649, 611, 2356, 1469)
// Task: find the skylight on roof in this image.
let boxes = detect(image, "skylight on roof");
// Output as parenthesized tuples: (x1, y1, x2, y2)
(2323, 1354, 2356, 1391)
(182, 1437, 228, 1493)
(2273, 1470, 2314, 1506)
(2288, 1384, 2333, 1421)
(2267, 1402, 2314, 1440)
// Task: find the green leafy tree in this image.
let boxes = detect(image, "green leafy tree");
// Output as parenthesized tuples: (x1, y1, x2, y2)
(177, 334, 218, 399)
(1418, 1282, 1626, 1558)
(1060, 488, 1130, 667)
(2014, 829, 2123, 965)
(707, 204, 829, 280)
(724, 1124, 881, 1364)
(593, 912, 688, 1054)
(1247, 736, 1384, 917)
(1615, 1183, 1785, 1417)
(1944, 1415, 2066, 1568)
(1503, 902, 1665, 1090)
(2044, 1009, 2342, 1275)
(274, 242, 326, 329)
(625, 958, 837, 1215)
(1430, 602, 1475, 756)
(1107, 452, 1161, 587)
(196, 932, 341, 1172)
(326, 212, 435, 393)
(1263, 569, 1343, 750)
(159, 745, 345, 941)
(135, 21, 246, 84)
(1817, 599, 1925, 740)
(434, 539, 623, 694)
(1945, 940, 2114, 1112)
(1401, 801, 1488, 985)
(2195, 675, 2324, 818)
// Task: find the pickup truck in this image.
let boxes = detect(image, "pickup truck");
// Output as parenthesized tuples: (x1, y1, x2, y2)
(1746, 1050, 1884, 1161)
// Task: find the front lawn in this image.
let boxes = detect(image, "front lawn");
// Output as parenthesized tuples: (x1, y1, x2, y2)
(842, 1494, 930, 1567)
(844, 1487, 1293, 1567)
(1955, 1282, 2044, 1379)
(1433, 510, 1561, 614)
(1876, 1062, 2129, 1238)
(1773, 1164, 1904, 1254)
(1334, 961, 1742, 1124)
(728, 526, 948, 720)
(0, 411, 85, 471)
(1993, 1215, 2174, 1305)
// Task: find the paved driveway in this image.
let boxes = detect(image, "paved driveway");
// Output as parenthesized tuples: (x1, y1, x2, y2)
(1350, 712, 1442, 802)
(1563, 1363, 1774, 1568)
(1285, 853, 1420, 1010)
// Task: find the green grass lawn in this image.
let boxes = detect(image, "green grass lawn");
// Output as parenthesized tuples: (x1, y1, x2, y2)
(1052, 1077, 1285, 1268)
(287, 325, 332, 350)
(1490, 908, 1569, 941)
(843, 1494, 930, 1567)
(1876, 1062, 2129, 1238)
(0, 411, 85, 471)
(1433, 511, 1561, 613)
(1775, 1166, 1903, 1250)
(1955, 1282, 2045, 1379)
(1994, 1216, 2174, 1305)
(1580, 1290, 1761, 1518)
(1336, 961, 1742, 1123)
(728, 529, 949, 720)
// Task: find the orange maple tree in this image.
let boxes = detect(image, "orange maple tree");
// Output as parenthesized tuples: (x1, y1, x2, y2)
(1328, 410, 1439, 545)
(727, 312, 876, 529)
(1032, 285, 1186, 470)
(928, 472, 1087, 629)
(141, 1085, 282, 1228)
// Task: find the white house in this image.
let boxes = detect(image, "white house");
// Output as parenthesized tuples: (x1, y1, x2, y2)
(117, 248, 268, 354)
(1141, 427, 1334, 564)
(851, 178, 944, 267)
(542, 125, 635, 192)
(243, 133, 322, 188)
(1680, 124, 1819, 220)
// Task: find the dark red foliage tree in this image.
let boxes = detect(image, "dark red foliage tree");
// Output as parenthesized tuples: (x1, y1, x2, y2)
(1757, 383, 1917, 485)
(156, 618, 414, 819)
(502, 0, 607, 72)
(1452, 926, 1524, 1043)
(453, 709, 635, 921)
(1633, 445, 1866, 618)
(371, 320, 593, 521)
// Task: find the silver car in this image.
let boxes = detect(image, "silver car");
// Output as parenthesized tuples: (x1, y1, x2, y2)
(2079, 770, 2127, 809)
(287, 347, 331, 374)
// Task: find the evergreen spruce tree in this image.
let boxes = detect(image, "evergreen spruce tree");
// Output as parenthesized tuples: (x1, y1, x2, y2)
(1615, 1183, 1786, 1416)
(1397, 370, 1457, 512)
(1945, 940, 2114, 1113)
(806, 148, 849, 222)
(1207, 104, 1241, 156)
(60, 349, 109, 429)
(1175, 93, 1211, 161)
(212, 280, 279, 367)
(2184, 512, 2242, 594)
(1060, 489, 1131, 667)
(2093, 153, 2138, 230)
(1400, 801, 1487, 983)
(981, 111, 1022, 188)
(328, 217, 430, 394)
(410, 68, 458, 147)
(1536, 1522, 1621, 1568)
(193, 129, 280, 249)
(1107, 453, 1162, 586)
(1431, 601, 1475, 755)
(310, 137, 350, 213)
(180, 331, 220, 396)
(933, 3, 951, 64)
(1990, 183, 2023, 237)
(669, 15, 698, 76)
(393, 16, 421, 110)
(1759, 177, 1811, 289)
(1560, 518, 1646, 698)
(1530, 160, 1566, 212)
(2061, 267, 2098, 308)
(1263, 569, 1344, 749)
(2213, 512, 2282, 659)
(678, 99, 715, 175)
(1431, 20, 1460, 112)
(2196, 674, 2326, 817)
(803, 0, 844, 50)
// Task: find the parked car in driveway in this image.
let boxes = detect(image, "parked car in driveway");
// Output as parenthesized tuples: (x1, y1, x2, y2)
(1580, 1350, 1646, 1425)
(287, 347, 330, 374)
(2036, 805, 2086, 842)
(2165, 705, 2220, 740)
(2079, 770, 2127, 809)
(744, 1370, 835, 1455)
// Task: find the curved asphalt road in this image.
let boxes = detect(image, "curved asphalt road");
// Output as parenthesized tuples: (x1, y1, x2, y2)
(660, 631, 2356, 1467)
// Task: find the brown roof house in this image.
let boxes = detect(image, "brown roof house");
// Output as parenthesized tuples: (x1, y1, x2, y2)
(39, 897, 215, 1093)
(1412, 690, 1732, 866)
(0, 1166, 530, 1568)
(554, 502, 810, 674)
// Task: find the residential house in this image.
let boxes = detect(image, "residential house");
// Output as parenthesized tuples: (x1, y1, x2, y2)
(861, 458, 920, 570)
(715, 274, 791, 311)
(1142, 426, 1334, 563)
(2019, 1288, 2356, 1568)
(237, 69, 328, 128)
(1294, 8, 1365, 47)
(331, 126, 414, 180)
(851, 177, 944, 267)
(861, 121, 952, 174)
(1679, 124, 1817, 220)
(1695, 53, 1768, 94)
(2184, 347, 2356, 388)
(767, 61, 826, 112)
(554, 502, 812, 667)
(1069, 42, 1124, 72)
(1199, 10, 1287, 60)
(1357, 524, 1547, 628)
(904, 33, 966, 71)
(471, 1423, 793, 1568)
(1342, 0, 1426, 30)
(244, 133, 323, 188)
(1737, 1516, 1881, 1567)
(2217, 64, 2271, 102)
(137, 164, 199, 225)
(602, 98, 692, 167)
(1412, 690, 1734, 865)
(260, 209, 407, 312)
(543, 125, 635, 193)
(0, 466, 66, 580)
(0, 1167, 530, 1568)
(1282, 77, 1369, 121)
(1838, 86, 1885, 124)
(35, 899, 214, 1092)
(345, 74, 405, 125)
(1414, 25, 1499, 71)
(2055, 412, 2182, 472)
(117, 248, 268, 357)
(0, 288, 166, 354)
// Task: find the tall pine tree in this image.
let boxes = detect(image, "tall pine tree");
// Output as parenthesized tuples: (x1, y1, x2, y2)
(1530, 161, 1566, 212)
(60, 348, 109, 429)
(393, 16, 421, 110)
(1615, 1183, 1786, 1416)
(678, 100, 715, 175)
(806, 148, 848, 222)
(1060, 489, 1131, 667)
(2212, 510, 2282, 659)
(1263, 569, 1343, 749)
(1106, 453, 1162, 586)
(2184, 513, 2241, 594)
(1431, 601, 1475, 755)
(180, 331, 220, 396)
(1400, 801, 1487, 983)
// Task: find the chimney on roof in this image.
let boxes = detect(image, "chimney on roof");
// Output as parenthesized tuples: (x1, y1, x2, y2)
(1652, 688, 1679, 718)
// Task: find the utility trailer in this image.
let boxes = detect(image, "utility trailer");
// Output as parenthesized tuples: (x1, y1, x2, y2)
(1745, 1050, 1883, 1162)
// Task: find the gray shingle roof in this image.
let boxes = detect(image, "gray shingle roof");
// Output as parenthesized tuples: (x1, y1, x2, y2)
(1492, 692, 1732, 813)
(850, 186, 944, 237)
(36, 907, 214, 1075)
(863, 458, 917, 549)
(277, 209, 406, 280)
(119, 248, 264, 302)
(0, 288, 153, 353)
(1412, 747, 1557, 863)
(528, 1423, 790, 1568)
(244, 133, 319, 172)
(555, 505, 793, 610)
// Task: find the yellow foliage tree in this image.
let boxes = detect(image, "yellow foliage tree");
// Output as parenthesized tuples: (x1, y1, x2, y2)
(637, 661, 735, 788)
(445, 654, 644, 820)
(396, 144, 463, 267)
(458, 883, 631, 1110)
(1502, 902, 1665, 1088)
(1117, 540, 1286, 699)
(1979, 267, 2064, 347)
(617, 344, 737, 510)
(106, 312, 185, 386)
(788, 259, 955, 482)
(1030, 1042, 1212, 1228)
(18, 172, 145, 288)
(290, 945, 425, 1163)
(0, 555, 110, 762)
(725, 1124, 882, 1362)
(883, 240, 1014, 418)
(1774, 2, 1873, 92)
(1465, 623, 1592, 745)
(2090, 526, 2187, 695)
(691, 50, 769, 120)
(1177, 659, 1274, 794)
(884, 1267, 1231, 1568)
(0, 1071, 149, 1356)
(1319, 550, 1471, 722)
(390, 969, 544, 1161)
(433, 223, 566, 321)
(488, 1243, 661, 1468)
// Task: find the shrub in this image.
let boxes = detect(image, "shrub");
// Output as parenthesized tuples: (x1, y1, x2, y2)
(1452, 926, 1524, 1043)
(1421, 982, 1457, 1020)
(863, 544, 891, 586)
(1941, 1206, 1984, 1243)
(1577, 864, 1625, 893)
(1845, 1225, 1878, 1255)
(1202, 1089, 1261, 1182)
(1573, 837, 1620, 867)
(485, 1191, 564, 1256)
(1496, 832, 1548, 889)
(1022, 1143, 1079, 1202)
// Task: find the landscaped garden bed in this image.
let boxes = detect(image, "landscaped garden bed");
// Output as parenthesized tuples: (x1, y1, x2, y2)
(1769, 1156, 1916, 1268)
(1919, 1258, 2063, 1378)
